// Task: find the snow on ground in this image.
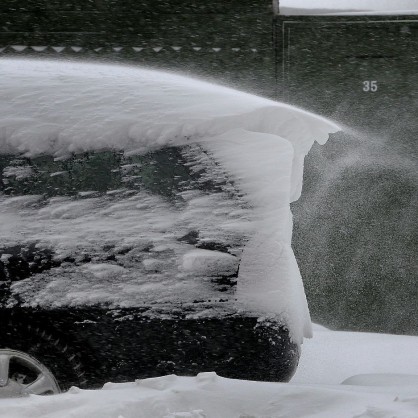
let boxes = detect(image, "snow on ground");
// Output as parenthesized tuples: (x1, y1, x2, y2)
(293, 325, 418, 385)
(280, 0, 418, 14)
(1, 326, 417, 418)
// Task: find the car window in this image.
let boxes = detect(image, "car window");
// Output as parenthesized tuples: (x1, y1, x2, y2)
(0, 145, 253, 310)
(0, 146, 227, 200)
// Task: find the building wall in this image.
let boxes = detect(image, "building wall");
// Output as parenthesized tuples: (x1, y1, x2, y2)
(274, 14, 418, 130)
(0, 0, 276, 97)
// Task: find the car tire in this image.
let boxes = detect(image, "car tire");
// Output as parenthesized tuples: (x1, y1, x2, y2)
(0, 319, 87, 396)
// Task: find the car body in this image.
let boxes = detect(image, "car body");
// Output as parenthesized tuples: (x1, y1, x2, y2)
(1, 1, 416, 339)
(0, 59, 338, 396)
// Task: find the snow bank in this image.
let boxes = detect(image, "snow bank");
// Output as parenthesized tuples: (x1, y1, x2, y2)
(1, 329, 417, 418)
(292, 328, 418, 385)
(181, 249, 238, 276)
(0, 59, 339, 343)
(3, 190, 247, 309)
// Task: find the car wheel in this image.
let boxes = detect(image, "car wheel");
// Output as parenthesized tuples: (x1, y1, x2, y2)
(0, 349, 60, 397)
(0, 320, 87, 397)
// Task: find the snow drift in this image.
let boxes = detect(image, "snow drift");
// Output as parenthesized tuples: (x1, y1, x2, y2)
(0, 59, 339, 343)
(1, 327, 418, 418)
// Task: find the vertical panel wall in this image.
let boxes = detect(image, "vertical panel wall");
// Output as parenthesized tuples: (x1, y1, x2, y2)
(274, 14, 418, 135)
(275, 14, 418, 334)
(0, 0, 276, 97)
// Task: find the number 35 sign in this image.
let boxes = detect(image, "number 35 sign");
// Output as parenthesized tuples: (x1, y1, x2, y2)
(363, 80, 378, 92)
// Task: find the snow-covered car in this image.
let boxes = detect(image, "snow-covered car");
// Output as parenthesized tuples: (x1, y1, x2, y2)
(0, 59, 338, 396)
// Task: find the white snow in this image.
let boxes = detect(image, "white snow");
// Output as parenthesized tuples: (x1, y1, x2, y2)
(2, 165, 33, 179)
(292, 327, 418, 385)
(280, 0, 418, 15)
(0, 60, 337, 168)
(202, 130, 312, 338)
(0, 59, 339, 343)
(1, 327, 417, 418)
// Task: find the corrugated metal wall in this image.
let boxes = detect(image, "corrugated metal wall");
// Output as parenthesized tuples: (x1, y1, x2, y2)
(0, 0, 276, 97)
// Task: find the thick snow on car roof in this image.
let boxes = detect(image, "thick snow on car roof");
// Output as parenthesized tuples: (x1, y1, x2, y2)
(0, 59, 338, 200)
(2, 328, 418, 417)
(0, 59, 339, 344)
(280, 0, 418, 15)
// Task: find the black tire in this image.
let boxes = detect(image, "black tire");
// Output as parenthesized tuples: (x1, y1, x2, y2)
(1, 319, 87, 392)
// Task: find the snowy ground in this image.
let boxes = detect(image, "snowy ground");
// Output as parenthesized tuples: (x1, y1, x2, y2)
(1, 325, 417, 418)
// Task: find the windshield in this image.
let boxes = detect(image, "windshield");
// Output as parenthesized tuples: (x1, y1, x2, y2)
(0, 145, 252, 311)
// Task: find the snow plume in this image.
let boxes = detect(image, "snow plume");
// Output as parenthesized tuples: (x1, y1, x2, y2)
(0, 59, 339, 343)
